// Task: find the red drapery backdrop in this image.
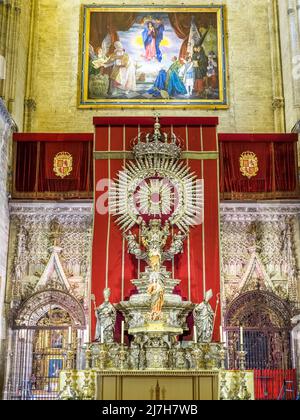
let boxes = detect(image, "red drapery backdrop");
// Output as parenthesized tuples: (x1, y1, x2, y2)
(13, 133, 93, 199)
(90, 12, 137, 53)
(92, 117, 221, 342)
(254, 369, 297, 400)
(89, 12, 217, 59)
(219, 133, 299, 199)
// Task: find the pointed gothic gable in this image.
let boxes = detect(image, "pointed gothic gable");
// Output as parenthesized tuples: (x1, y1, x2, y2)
(34, 246, 71, 292)
(239, 252, 275, 294)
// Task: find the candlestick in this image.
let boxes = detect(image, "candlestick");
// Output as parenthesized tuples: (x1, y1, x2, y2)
(193, 326, 197, 344)
(121, 321, 125, 345)
(83, 329, 89, 345)
(240, 326, 244, 347)
(68, 327, 72, 345)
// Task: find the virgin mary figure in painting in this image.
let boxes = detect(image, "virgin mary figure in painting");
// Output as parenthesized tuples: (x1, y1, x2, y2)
(142, 21, 157, 61)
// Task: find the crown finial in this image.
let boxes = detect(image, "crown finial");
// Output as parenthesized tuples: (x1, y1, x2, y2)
(132, 115, 182, 160)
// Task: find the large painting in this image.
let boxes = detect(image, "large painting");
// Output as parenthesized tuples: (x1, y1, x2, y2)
(79, 5, 227, 109)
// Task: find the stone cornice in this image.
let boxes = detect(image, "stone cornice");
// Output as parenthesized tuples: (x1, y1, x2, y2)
(221, 201, 300, 221)
(9, 200, 300, 219)
(9, 200, 93, 216)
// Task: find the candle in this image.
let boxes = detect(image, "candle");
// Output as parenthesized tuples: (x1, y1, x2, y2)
(121, 321, 125, 345)
(83, 329, 89, 344)
(223, 331, 227, 345)
(240, 326, 244, 346)
(220, 325, 223, 343)
(100, 327, 104, 344)
(68, 327, 72, 345)
(193, 326, 197, 344)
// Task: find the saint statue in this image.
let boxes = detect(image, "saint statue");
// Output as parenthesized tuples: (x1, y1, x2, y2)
(147, 273, 165, 321)
(193, 289, 215, 343)
(94, 288, 116, 343)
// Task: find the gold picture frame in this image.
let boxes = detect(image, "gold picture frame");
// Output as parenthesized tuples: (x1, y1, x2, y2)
(78, 5, 228, 109)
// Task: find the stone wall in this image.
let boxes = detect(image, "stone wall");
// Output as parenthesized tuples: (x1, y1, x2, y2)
(0, 99, 16, 399)
(278, 0, 300, 132)
(23, 0, 284, 133)
(0, 0, 32, 129)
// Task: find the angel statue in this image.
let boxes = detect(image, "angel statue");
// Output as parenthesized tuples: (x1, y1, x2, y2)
(93, 288, 116, 343)
(193, 289, 215, 343)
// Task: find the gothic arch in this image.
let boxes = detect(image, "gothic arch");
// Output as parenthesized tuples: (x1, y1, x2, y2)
(225, 290, 293, 370)
(14, 289, 86, 328)
(225, 289, 292, 329)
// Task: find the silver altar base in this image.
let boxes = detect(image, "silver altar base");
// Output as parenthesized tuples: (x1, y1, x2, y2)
(116, 270, 194, 370)
(129, 321, 183, 370)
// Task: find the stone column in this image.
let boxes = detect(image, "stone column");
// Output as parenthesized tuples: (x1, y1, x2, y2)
(288, 0, 300, 105)
(268, 0, 285, 132)
(292, 315, 300, 394)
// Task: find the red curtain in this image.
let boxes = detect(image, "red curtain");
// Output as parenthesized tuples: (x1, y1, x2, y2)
(168, 13, 193, 59)
(92, 117, 221, 342)
(38, 142, 91, 193)
(219, 134, 299, 198)
(89, 12, 137, 52)
(15, 142, 38, 193)
(13, 135, 93, 199)
(220, 141, 273, 193)
(90, 12, 217, 59)
(274, 142, 297, 192)
(168, 13, 217, 59)
(254, 369, 297, 400)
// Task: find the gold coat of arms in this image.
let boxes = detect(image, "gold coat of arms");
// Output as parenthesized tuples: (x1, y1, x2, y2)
(239, 151, 259, 179)
(53, 152, 73, 179)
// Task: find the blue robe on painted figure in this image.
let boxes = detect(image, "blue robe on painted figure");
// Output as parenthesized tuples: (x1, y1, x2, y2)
(166, 60, 187, 97)
(147, 69, 167, 97)
(155, 23, 165, 63)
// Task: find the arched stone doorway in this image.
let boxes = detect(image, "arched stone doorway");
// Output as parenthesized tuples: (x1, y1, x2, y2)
(5, 290, 86, 400)
(225, 290, 292, 370)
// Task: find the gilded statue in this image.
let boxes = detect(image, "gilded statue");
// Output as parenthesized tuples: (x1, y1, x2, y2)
(124, 219, 187, 320)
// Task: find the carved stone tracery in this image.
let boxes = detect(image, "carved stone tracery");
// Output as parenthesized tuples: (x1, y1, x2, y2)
(8, 204, 93, 310)
(221, 205, 300, 306)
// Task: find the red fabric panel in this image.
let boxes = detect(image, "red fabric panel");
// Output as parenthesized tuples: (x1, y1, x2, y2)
(13, 134, 93, 198)
(219, 133, 298, 143)
(202, 126, 218, 151)
(44, 142, 83, 180)
(204, 159, 221, 341)
(254, 369, 297, 400)
(15, 142, 38, 193)
(220, 141, 273, 193)
(274, 142, 297, 192)
(13, 133, 93, 142)
(38, 142, 92, 193)
(93, 117, 219, 127)
(92, 118, 221, 342)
